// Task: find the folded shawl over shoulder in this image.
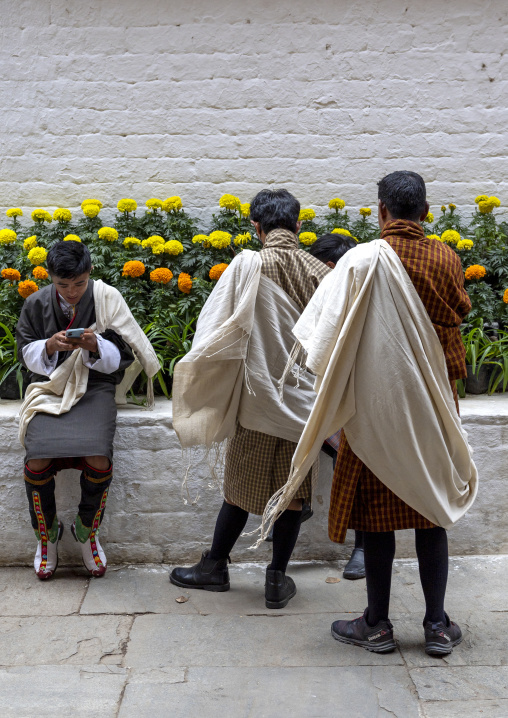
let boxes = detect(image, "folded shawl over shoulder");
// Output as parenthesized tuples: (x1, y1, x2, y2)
(18, 279, 160, 446)
(255, 239, 478, 545)
(172, 249, 318, 451)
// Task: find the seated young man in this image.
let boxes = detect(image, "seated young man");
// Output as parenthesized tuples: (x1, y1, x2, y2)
(17, 241, 139, 580)
(309, 233, 366, 580)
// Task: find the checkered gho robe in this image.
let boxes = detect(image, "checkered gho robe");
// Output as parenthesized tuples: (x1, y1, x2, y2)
(329, 220, 472, 542)
(224, 229, 330, 515)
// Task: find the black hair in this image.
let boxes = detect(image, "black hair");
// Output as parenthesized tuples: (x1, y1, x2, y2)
(308, 233, 357, 265)
(249, 188, 300, 235)
(47, 241, 92, 278)
(377, 170, 427, 221)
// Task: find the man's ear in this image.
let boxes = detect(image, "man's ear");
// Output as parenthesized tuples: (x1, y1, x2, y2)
(295, 220, 302, 233)
(378, 200, 388, 220)
(326, 261, 336, 269)
(419, 201, 430, 222)
(251, 220, 262, 239)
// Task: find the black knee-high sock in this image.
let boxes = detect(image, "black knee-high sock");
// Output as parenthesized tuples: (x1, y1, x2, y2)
(354, 530, 364, 549)
(415, 527, 448, 624)
(208, 501, 249, 561)
(364, 531, 396, 626)
(269, 509, 303, 572)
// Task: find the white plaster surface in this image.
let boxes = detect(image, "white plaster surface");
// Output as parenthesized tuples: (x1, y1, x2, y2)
(0, 395, 506, 565)
(0, 0, 507, 220)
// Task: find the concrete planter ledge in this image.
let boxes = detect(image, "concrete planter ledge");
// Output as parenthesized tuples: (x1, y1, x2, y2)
(1, 395, 506, 566)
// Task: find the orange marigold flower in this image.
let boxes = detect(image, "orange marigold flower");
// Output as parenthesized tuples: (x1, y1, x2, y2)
(1, 268, 21, 282)
(32, 266, 49, 280)
(209, 263, 229, 281)
(503, 289, 508, 304)
(464, 264, 487, 281)
(18, 279, 39, 298)
(150, 268, 173, 284)
(178, 272, 192, 293)
(122, 260, 145, 278)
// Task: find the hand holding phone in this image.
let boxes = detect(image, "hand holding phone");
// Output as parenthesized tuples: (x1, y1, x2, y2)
(65, 328, 85, 339)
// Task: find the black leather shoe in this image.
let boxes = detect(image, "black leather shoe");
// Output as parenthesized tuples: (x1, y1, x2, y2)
(169, 551, 230, 592)
(424, 613, 462, 656)
(265, 569, 297, 609)
(343, 547, 366, 580)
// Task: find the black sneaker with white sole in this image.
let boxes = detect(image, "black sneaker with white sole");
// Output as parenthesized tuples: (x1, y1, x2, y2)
(424, 614, 462, 656)
(331, 608, 397, 653)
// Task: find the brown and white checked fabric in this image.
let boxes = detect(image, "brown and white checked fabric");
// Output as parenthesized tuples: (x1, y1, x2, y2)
(223, 228, 329, 515)
(224, 424, 316, 515)
(328, 220, 471, 543)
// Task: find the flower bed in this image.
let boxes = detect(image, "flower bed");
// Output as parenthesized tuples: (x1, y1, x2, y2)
(1, 193, 507, 397)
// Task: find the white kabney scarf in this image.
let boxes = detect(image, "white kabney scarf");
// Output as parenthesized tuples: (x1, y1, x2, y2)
(255, 239, 478, 545)
(18, 279, 160, 446)
(172, 249, 317, 457)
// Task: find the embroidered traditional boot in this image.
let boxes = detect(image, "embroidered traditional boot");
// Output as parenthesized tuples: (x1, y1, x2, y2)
(71, 463, 112, 577)
(24, 463, 63, 580)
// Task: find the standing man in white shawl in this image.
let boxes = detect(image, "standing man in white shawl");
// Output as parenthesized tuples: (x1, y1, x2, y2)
(170, 189, 329, 608)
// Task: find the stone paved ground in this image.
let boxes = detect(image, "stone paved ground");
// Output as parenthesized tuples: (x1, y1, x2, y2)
(0, 556, 507, 717)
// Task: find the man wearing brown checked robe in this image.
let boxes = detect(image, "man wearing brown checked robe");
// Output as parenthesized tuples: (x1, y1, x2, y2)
(170, 189, 330, 608)
(330, 171, 472, 657)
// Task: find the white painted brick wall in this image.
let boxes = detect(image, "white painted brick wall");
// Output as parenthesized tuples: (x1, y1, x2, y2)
(1, 0, 507, 225)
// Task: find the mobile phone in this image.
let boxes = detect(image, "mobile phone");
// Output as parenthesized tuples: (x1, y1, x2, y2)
(65, 328, 85, 339)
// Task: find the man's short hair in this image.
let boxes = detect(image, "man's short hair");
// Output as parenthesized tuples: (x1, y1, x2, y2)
(250, 189, 300, 235)
(309, 233, 357, 265)
(47, 241, 92, 278)
(377, 171, 427, 221)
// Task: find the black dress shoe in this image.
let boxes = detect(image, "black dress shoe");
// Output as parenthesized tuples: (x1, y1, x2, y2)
(343, 547, 366, 580)
(169, 551, 230, 592)
(265, 569, 297, 609)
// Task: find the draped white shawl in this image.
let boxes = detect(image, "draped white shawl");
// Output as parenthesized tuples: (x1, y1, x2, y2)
(255, 239, 478, 544)
(18, 279, 160, 446)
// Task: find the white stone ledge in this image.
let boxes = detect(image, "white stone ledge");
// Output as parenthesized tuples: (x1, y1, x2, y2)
(0, 395, 506, 565)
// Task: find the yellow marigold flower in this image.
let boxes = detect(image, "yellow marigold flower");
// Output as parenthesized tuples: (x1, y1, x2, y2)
(164, 240, 184, 255)
(503, 289, 508, 304)
(152, 244, 164, 255)
(122, 260, 145, 278)
(488, 196, 501, 208)
(209, 230, 232, 249)
(219, 194, 241, 211)
(441, 205, 446, 212)
(299, 208, 316, 222)
(31, 209, 52, 223)
(474, 195, 489, 204)
(478, 200, 494, 214)
(457, 239, 474, 250)
(359, 207, 372, 217)
(299, 232, 317, 246)
(117, 198, 137, 213)
(81, 199, 103, 209)
(98, 227, 119, 242)
(150, 268, 173, 284)
(82, 204, 101, 218)
(240, 203, 251, 218)
(192, 234, 209, 244)
(331, 228, 352, 236)
(146, 198, 163, 210)
(427, 234, 443, 242)
(209, 263, 229, 281)
(162, 196, 183, 212)
(464, 264, 487, 281)
(329, 198, 345, 210)
(441, 230, 461, 245)
(53, 208, 72, 222)
(6, 208, 22, 218)
(24, 235, 37, 250)
(63, 234, 81, 242)
(234, 232, 251, 246)
(1, 268, 21, 282)
(448, 203, 456, 210)
(178, 272, 192, 294)
(18, 279, 39, 298)
(142, 235, 165, 248)
(0, 228, 17, 244)
(123, 237, 141, 247)
(425, 212, 434, 223)
(32, 266, 48, 280)
(28, 246, 48, 265)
